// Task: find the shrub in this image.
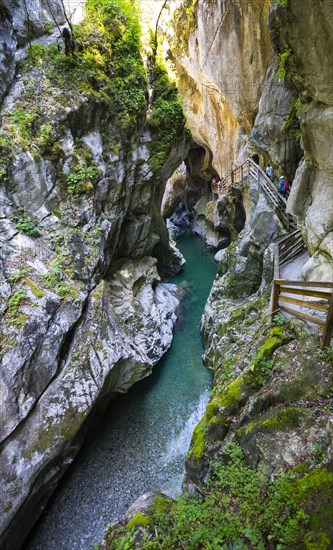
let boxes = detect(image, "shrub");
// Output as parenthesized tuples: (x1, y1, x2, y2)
(13, 208, 40, 237)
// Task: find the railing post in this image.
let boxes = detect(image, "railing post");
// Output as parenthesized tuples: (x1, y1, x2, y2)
(257, 170, 260, 191)
(271, 281, 280, 321)
(274, 243, 280, 279)
(241, 165, 243, 185)
(270, 243, 280, 322)
(321, 290, 333, 349)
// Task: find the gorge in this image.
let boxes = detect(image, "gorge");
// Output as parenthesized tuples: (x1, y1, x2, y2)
(0, 0, 332, 549)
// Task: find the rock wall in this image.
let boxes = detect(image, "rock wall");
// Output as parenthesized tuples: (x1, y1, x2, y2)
(269, 0, 333, 281)
(160, 0, 333, 278)
(0, 2, 190, 546)
(168, 0, 272, 175)
(0, 0, 65, 102)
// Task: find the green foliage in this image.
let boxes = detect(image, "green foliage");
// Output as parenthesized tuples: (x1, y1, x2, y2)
(7, 290, 27, 315)
(4, 0, 147, 162)
(42, 252, 81, 298)
(26, 44, 47, 64)
(127, 513, 153, 530)
(44, 22, 54, 35)
(8, 268, 30, 285)
(4, 289, 29, 327)
(283, 96, 301, 140)
(65, 163, 97, 197)
(244, 325, 293, 388)
(276, 47, 292, 79)
(315, 347, 333, 364)
(172, 0, 199, 53)
(101, 444, 333, 549)
(5, 107, 41, 149)
(272, 313, 286, 326)
(13, 208, 40, 237)
(148, 62, 186, 170)
(274, 0, 288, 6)
(63, 0, 146, 127)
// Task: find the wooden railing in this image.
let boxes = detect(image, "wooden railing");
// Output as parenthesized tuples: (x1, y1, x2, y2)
(271, 238, 333, 349)
(276, 230, 305, 266)
(211, 158, 296, 231)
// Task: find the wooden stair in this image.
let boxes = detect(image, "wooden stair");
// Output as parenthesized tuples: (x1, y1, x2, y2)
(211, 158, 298, 232)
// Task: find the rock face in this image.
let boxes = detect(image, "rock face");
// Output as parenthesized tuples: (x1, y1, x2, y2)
(0, 2, 190, 546)
(1, 259, 181, 549)
(0, 0, 65, 102)
(169, 0, 272, 175)
(3, 0, 65, 45)
(161, 0, 333, 276)
(270, 0, 333, 281)
(0, 4, 16, 102)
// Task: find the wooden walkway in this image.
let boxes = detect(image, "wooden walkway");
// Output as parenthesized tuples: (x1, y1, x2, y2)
(211, 158, 296, 231)
(212, 159, 333, 348)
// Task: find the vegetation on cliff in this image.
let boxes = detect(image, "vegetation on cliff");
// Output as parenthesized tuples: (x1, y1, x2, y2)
(99, 443, 333, 549)
(98, 293, 333, 549)
(0, 0, 146, 181)
(0, 0, 187, 184)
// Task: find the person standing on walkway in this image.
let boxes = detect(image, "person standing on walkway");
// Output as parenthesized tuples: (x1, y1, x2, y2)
(266, 163, 273, 179)
(278, 176, 286, 196)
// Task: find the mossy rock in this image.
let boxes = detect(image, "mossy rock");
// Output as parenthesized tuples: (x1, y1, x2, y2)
(241, 407, 310, 437)
(147, 493, 173, 516)
(187, 415, 207, 464)
(26, 278, 45, 298)
(243, 325, 294, 388)
(188, 376, 246, 467)
(293, 469, 333, 549)
(126, 512, 153, 530)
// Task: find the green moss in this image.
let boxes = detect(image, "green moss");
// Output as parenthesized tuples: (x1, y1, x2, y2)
(188, 415, 206, 462)
(26, 278, 45, 298)
(5, 289, 28, 324)
(244, 325, 293, 388)
(303, 532, 331, 550)
(283, 95, 301, 140)
(147, 494, 173, 516)
(297, 469, 333, 496)
(219, 377, 243, 408)
(276, 47, 292, 79)
(9, 313, 29, 328)
(258, 336, 280, 357)
(243, 407, 307, 435)
(126, 512, 153, 530)
(13, 208, 40, 237)
(22, 407, 85, 459)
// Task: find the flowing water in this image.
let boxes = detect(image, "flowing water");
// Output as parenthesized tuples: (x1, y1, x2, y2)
(26, 233, 217, 550)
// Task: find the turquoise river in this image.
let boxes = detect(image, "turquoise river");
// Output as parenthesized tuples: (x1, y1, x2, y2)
(27, 233, 217, 549)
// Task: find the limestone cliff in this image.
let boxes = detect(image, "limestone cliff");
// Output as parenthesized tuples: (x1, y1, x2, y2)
(0, 1, 190, 547)
(269, 0, 333, 281)
(161, 0, 332, 279)
(169, 0, 273, 174)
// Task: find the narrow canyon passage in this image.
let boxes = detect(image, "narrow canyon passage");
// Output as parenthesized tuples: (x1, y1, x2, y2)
(26, 234, 217, 550)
